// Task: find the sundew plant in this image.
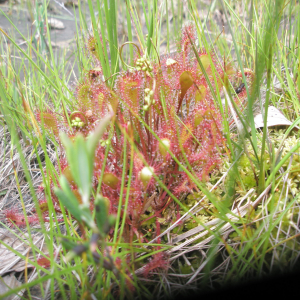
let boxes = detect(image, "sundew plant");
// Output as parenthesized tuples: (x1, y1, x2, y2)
(34, 23, 233, 241)
(1, 0, 300, 299)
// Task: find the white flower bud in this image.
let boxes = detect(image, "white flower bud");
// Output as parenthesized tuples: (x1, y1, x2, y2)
(159, 138, 171, 158)
(139, 166, 154, 188)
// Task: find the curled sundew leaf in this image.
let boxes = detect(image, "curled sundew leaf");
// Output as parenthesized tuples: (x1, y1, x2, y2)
(70, 111, 87, 128)
(178, 71, 194, 113)
(102, 173, 119, 189)
(70, 111, 86, 122)
(119, 41, 142, 69)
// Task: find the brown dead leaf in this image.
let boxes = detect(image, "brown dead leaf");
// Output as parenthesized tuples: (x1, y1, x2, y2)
(254, 106, 298, 129)
(0, 229, 47, 276)
(0, 274, 24, 300)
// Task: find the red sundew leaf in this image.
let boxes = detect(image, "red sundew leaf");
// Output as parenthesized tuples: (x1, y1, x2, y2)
(165, 59, 178, 84)
(237, 68, 255, 80)
(118, 72, 142, 116)
(3, 209, 25, 227)
(38, 112, 59, 136)
(97, 91, 105, 114)
(224, 61, 236, 76)
(181, 22, 197, 54)
(89, 83, 112, 117)
(77, 82, 93, 110)
(211, 122, 218, 144)
(125, 80, 139, 107)
(180, 123, 193, 146)
(202, 109, 215, 121)
(37, 257, 51, 268)
(133, 154, 144, 173)
(143, 252, 169, 278)
(173, 180, 190, 196)
(86, 36, 103, 60)
(3, 209, 39, 228)
(159, 52, 182, 91)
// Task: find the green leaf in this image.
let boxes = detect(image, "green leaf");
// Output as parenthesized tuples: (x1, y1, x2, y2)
(55, 176, 95, 229)
(54, 176, 83, 222)
(59, 132, 90, 204)
(79, 204, 96, 230)
(74, 135, 92, 205)
(94, 195, 110, 235)
(60, 238, 81, 251)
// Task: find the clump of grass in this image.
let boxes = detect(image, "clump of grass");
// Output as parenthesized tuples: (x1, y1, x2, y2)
(3, 22, 242, 296)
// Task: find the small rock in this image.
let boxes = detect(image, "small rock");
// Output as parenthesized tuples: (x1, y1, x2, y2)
(48, 18, 65, 30)
(65, 0, 78, 7)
